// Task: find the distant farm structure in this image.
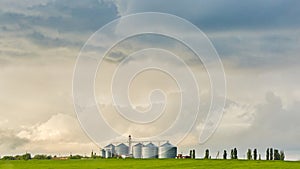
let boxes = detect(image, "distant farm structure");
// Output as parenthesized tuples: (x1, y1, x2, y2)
(101, 135, 177, 159)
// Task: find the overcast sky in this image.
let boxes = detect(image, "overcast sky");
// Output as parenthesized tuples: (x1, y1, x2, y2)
(0, 0, 300, 160)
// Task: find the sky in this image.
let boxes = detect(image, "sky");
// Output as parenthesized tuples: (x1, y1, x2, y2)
(0, 0, 300, 160)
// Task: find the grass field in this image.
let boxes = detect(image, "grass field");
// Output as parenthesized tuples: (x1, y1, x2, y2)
(1, 159, 300, 169)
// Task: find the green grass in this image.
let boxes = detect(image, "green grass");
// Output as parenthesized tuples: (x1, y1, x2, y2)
(1, 159, 300, 169)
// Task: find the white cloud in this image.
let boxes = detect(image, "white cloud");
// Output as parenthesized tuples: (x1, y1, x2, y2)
(0, 113, 98, 155)
(17, 114, 81, 141)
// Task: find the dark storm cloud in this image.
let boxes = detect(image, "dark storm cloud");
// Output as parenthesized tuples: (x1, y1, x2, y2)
(191, 0, 300, 31)
(211, 29, 300, 69)
(28, 31, 81, 48)
(112, 0, 300, 69)
(0, 0, 118, 32)
(27, 0, 119, 32)
(0, 0, 119, 48)
(116, 0, 300, 31)
(0, 129, 29, 150)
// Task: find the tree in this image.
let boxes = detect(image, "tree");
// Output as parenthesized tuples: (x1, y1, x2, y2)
(33, 154, 51, 160)
(274, 149, 280, 160)
(14, 155, 22, 160)
(204, 149, 209, 159)
(280, 150, 285, 161)
(69, 155, 83, 159)
(270, 148, 273, 160)
(216, 151, 219, 159)
(22, 153, 31, 160)
(223, 150, 227, 159)
(231, 149, 234, 159)
(253, 149, 257, 160)
(91, 150, 94, 158)
(247, 149, 252, 160)
(233, 148, 238, 159)
(192, 149, 196, 159)
(2, 156, 15, 160)
(266, 148, 269, 160)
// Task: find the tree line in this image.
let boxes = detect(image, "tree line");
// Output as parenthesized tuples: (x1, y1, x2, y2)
(266, 148, 285, 160)
(1, 148, 286, 161)
(0, 153, 96, 160)
(203, 148, 285, 161)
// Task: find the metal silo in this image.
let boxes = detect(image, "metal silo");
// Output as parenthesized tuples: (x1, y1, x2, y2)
(101, 149, 106, 158)
(104, 144, 115, 158)
(142, 143, 158, 159)
(158, 142, 177, 158)
(105, 149, 112, 158)
(132, 143, 143, 158)
(115, 143, 129, 156)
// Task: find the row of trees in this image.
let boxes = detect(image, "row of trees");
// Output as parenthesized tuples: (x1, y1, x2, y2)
(1, 153, 86, 160)
(247, 149, 258, 160)
(203, 149, 237, 159)
(1, 151, 107, 161)
(230, 148, 238, 159)
(204, 148, 285, 161)
(2, 153, 32, 160)
(266, 148, 285, 160)
(1, 148, 286, 161)
(189, 149, 196, 159)
(204, 148, 238, 159)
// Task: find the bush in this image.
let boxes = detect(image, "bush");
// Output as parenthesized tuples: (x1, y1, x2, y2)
(2, 156, 15, 160)
(69, 155, 83, 159)
(33, 154, 52, 160)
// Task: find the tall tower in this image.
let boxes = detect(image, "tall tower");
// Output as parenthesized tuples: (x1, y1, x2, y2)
(128, 135, 132, 155)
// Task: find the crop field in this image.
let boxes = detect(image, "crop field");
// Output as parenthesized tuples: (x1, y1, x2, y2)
(1, 159, 300, 169)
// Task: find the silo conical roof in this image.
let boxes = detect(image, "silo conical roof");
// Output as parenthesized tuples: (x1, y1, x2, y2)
(160, 142, 175, 147)
(104, 143, 115, 148)
(144, 142, 157, 147)
(116, 143, 128, 147)
(134, 143, 143, 147)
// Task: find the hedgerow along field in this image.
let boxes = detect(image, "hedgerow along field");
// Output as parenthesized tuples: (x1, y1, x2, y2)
(1, 159, 300, 169)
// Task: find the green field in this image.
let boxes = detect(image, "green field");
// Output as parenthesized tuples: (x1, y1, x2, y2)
(1, 159, 300, 169)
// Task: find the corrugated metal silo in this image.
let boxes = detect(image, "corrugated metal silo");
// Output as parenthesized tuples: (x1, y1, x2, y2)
(101, 149, 106, 158)
(142, 143, 158, 159)
(132, 143, 143, 158)
(158, 142, 177, 158)
(105, 149, 112, 158)
(104, 144, 115, 158)
(115, 143, 129, 156)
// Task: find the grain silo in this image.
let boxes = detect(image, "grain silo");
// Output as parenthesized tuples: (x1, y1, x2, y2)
(101, 149, 106, 158)
(158, 142, 177, 158)
(115, 143, 129, 156)
(105, 149, 112, 158)
(132, 143, 143, 158)
(104, 143, 115, 158)
(142, 143, 158, 158)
